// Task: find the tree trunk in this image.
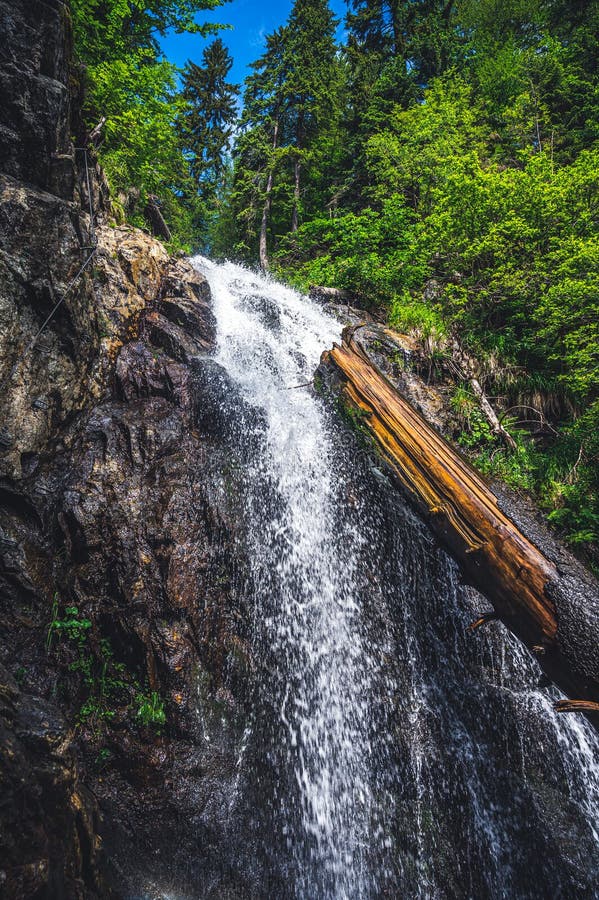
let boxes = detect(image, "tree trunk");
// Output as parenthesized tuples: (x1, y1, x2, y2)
(449, 341, 517, 449)
(320, 326, 599, 729)
(259, 172, 274, 272)
(291, 155, 301, 233)
(470, 376, 517, 449)
(260, 119, 279, 273)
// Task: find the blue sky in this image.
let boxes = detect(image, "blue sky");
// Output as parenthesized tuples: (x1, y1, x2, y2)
(161, 0, 348, 88)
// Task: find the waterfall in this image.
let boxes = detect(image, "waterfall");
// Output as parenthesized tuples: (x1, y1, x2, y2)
(191, 257, 599, 899)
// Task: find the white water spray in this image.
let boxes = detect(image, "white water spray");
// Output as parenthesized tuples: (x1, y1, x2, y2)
(196, 258, 377, 897)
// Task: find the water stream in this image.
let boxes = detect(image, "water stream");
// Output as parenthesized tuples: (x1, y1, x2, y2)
(190, 257, 599, 899)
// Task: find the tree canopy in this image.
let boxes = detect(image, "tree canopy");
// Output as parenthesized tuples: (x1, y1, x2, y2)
(71, 0, 230, 250)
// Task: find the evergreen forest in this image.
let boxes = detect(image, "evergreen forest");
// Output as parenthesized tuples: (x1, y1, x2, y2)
(71, 0, 599, 557)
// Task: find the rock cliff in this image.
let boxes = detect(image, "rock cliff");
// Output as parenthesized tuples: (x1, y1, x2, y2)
(0, 2, 253, 895)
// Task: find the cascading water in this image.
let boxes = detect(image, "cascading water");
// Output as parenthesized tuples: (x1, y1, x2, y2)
(197, 256, 378, 897)
(190, 257, 599, 899)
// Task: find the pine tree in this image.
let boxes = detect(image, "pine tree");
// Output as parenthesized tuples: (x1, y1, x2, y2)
(339, 0, 461, 205)
(238, 27, 290, 269)
(345, 0, 459, 85)
(285, 0, 339, 231)
(180, 38, 239, 201)
(231, 4, 339, 267)
(229, 27, 290, 267)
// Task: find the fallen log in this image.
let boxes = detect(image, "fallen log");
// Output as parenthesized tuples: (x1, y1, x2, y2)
(555, 700, 599, 715)
(320, 325, 599, 727)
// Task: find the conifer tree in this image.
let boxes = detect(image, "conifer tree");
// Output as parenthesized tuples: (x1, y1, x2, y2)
(237, 27, 290, 269)
(285, 0, 339, 231)
(345, 0, 459, 86)
(232, 3, 339, 266)
(180, 38, 239, 201)
(229, 28, 287, 266)
(340, 0, 461, 205)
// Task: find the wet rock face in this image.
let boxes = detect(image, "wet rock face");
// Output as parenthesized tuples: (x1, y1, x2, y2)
(0, 1, 252, 893)
(0, 175, 94, 479)
(0, 0, 95, 482)
(0, 665, 107, 898)
(0, 1, 113, 894)
(0, 0, 73, 196)
(1, 237, 254, 895)
(55, 256, 254, 896)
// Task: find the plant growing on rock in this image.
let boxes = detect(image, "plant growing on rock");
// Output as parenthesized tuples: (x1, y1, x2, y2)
(46, 596, 91, 652)
(46, 598, 160, 735)
(135, 691, 167, 730)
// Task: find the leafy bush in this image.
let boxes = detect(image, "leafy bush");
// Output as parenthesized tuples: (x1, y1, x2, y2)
(278, 196, 428, 306)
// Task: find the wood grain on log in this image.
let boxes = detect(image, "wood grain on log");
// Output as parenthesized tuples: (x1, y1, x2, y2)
(556, 700, 599, 714)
